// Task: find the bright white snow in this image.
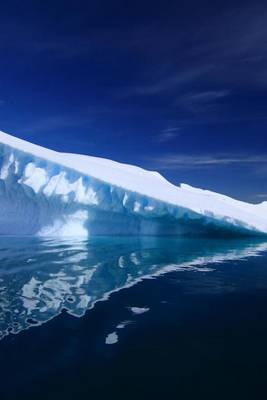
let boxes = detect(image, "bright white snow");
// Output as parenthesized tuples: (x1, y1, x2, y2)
(0, 130, 266, 236)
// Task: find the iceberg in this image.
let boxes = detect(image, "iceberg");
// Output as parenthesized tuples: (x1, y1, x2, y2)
(0, 130, 266, 237)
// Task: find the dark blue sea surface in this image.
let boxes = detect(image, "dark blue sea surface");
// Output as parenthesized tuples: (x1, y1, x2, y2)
(1, 236, 267, 399)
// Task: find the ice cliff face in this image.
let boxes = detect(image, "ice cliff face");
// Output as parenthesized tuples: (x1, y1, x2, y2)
(0, 130, 266, 237)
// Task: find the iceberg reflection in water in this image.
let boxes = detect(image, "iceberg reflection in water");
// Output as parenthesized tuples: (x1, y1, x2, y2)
(0, 236, 267, 339)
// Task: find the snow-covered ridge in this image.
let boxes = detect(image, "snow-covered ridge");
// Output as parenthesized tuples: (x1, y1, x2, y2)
(0, 130, 266, 236)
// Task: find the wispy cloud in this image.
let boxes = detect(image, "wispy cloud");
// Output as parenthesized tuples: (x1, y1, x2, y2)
(122, 66, 213, 97)
(157, 127, 180, 143)
(148, 154, 267, 170)
(254, 193, 267, 199)
(120, 5, 267, 107)
(182, 90, 230, 104)
(19, 114, 91, 134)
(176, 89, 231, 114)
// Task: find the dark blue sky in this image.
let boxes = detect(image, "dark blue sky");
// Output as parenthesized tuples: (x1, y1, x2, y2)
(0, 0, 267, 202)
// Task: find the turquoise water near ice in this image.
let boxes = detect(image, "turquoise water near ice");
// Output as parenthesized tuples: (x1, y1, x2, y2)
(1, 236, 267, 399)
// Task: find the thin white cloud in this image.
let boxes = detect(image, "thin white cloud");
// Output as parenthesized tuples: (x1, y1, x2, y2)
(123, 66, 213, 97)
(19, 114, 91, 134)
(157, 127, 180, 143)
(175, 89, 231, 114)
(148, 154, 267, 170)
(182, 90, 230, 104)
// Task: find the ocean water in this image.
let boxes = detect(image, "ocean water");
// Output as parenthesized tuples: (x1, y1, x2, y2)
(1, 236, 267, 399)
